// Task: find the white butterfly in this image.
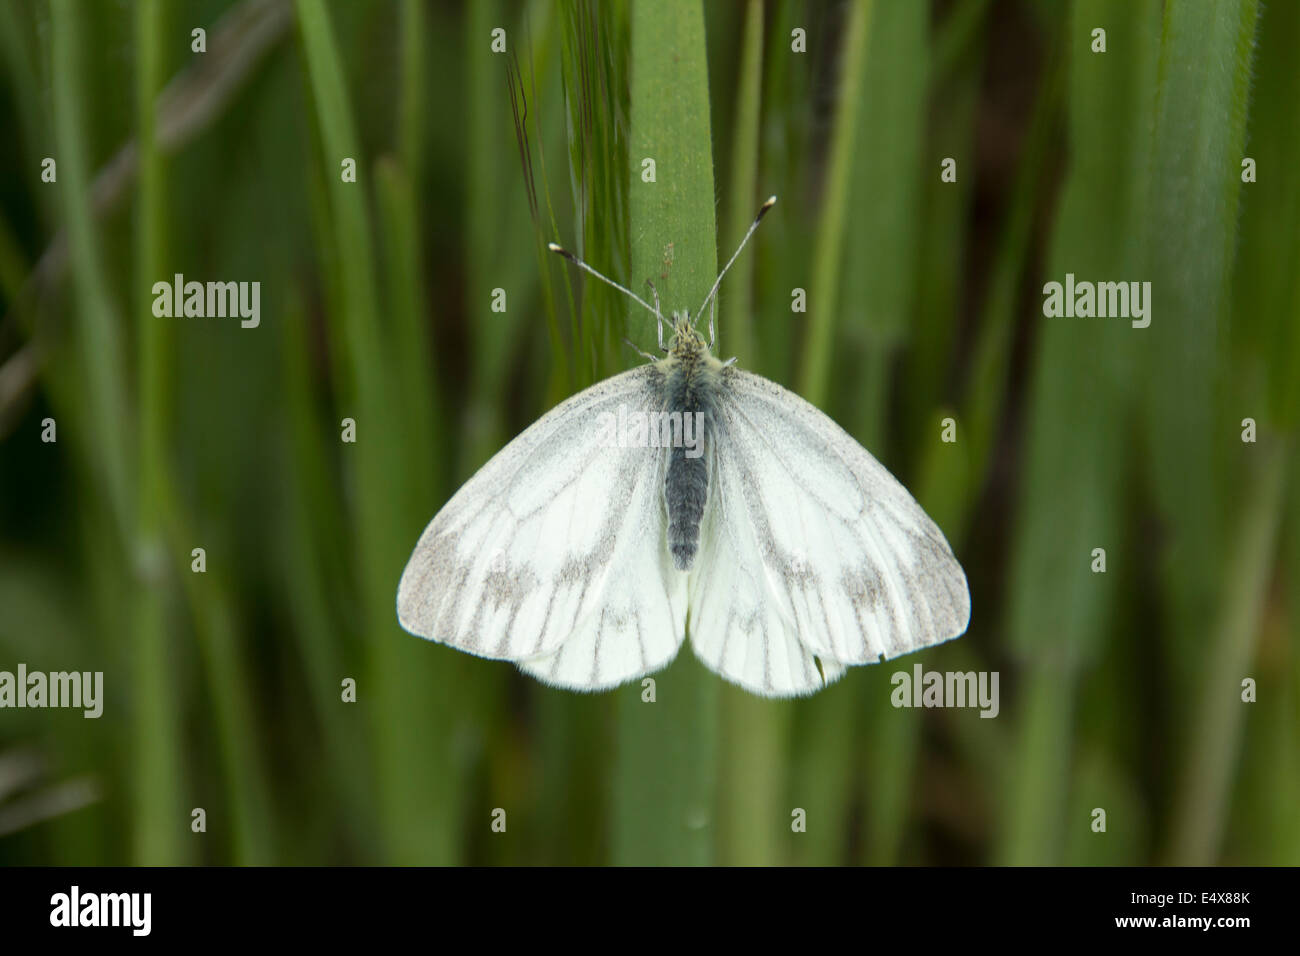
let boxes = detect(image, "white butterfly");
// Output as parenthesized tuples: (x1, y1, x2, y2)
(397, 197, 970, 697)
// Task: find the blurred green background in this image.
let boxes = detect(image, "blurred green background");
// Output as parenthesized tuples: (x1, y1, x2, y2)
(0, 0, 1296, 865)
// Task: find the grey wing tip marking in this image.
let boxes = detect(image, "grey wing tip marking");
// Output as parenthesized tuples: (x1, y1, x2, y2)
(395, 555, 432, 638)
(936, 551, 972, 640)
(396, 526, 457, 642)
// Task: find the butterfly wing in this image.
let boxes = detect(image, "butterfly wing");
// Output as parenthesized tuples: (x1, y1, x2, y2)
(397, 365, 687, 691)
(687, 368, 970, 697)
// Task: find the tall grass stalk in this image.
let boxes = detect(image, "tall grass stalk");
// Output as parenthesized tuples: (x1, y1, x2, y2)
(49, 0, 132, 534)
(796, 0, 872, 407)
(130, 0, 185, 866)
(611, 0, 718, 866)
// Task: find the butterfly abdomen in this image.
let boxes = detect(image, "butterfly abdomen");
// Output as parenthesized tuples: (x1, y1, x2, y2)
(667, 447, 706, 570)
(662, 342, 722, 571)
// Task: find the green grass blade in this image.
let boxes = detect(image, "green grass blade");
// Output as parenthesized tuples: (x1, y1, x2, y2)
(178, 566, 276, 863)
(796, 0, 872, 407)
(49, 0, 132, 534)
(960, 56, 1063, 497)
(130, 0, 186, 866)
(718, 0, 763, 362)
(1168, 441, 1287, 863)
(0, 2, 45, 208)
(558, 0, 631, 382)
(278, 296, 379, 856)
(840, 0, 929, 866)
(1229, 0, 1300, 429)
(376, 158, 442, 509)
(1142, 0, 1260, 708)
(1136, 0, 1262, 864)
(751, 0, 812, 382)
(1219, 0, 1300, 864)
(611, 0, 718, 867)
(997, 0, 1161, 865)
(398, 0, 426, 187)
(295, 0, 456, 864)
(465, 0, 513, 461)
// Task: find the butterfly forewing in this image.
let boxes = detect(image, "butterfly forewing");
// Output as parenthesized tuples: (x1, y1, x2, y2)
(397, 365, 688, 687)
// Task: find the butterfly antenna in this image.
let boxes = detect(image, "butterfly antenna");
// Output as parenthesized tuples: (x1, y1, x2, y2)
(696, 195, 776, 341)
(547, 243, 666, 337)
(621, 336, 658, 363)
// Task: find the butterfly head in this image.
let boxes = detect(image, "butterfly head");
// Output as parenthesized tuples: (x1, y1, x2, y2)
(667, 309, 709, 359)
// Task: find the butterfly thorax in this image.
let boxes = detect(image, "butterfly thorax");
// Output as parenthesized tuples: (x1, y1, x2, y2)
(657, 311, 724, 572)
